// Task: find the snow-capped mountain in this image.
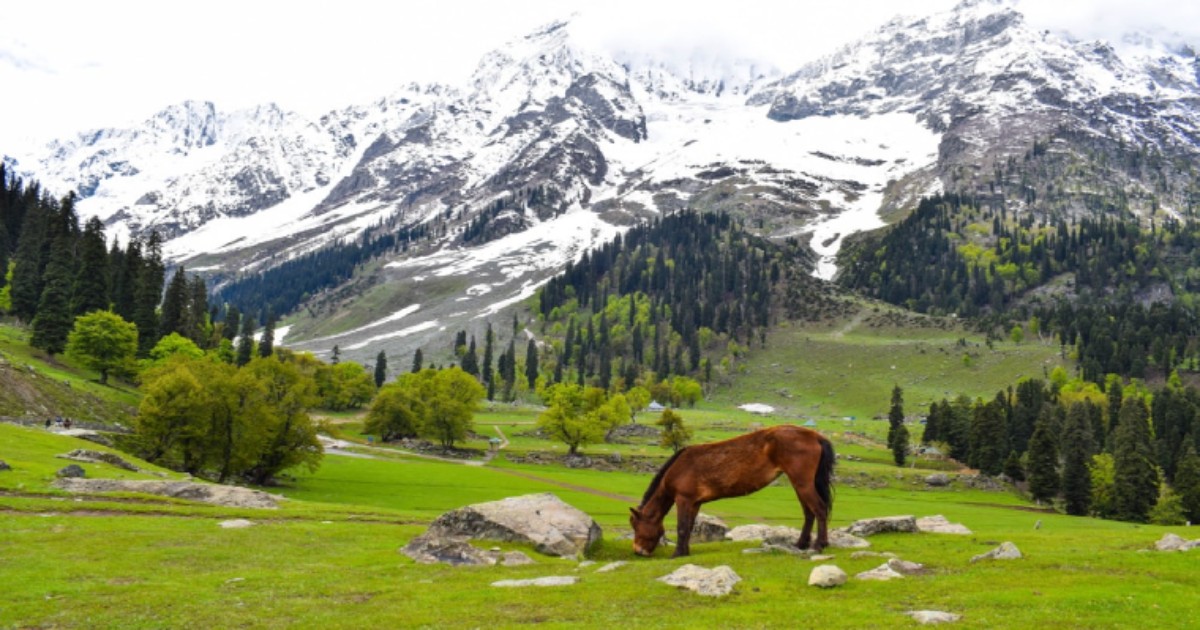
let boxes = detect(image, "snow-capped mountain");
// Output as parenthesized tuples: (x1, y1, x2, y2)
(8, 0, 1200, 362)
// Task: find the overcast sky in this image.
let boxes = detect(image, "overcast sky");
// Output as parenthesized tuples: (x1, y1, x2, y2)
(2, 0, 1198, 152)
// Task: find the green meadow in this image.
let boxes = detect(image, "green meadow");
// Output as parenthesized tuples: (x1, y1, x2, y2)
(0, 319, 1195, 629)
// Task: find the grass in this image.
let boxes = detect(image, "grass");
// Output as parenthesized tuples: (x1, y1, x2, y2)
(0, 316, 1195, 628)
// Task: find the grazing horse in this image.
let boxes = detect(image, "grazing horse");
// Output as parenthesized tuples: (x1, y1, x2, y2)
(629, 425, 835, 557)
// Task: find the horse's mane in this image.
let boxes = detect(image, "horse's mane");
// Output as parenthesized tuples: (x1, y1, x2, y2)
(640, 448, 688, 508)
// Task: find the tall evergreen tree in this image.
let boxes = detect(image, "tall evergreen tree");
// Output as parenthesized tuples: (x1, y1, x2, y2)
(224, 306, 241, 342)
(30, 236, 75, 355)
(1061, 403, 1094, 516)
(887, 385, 908, 466)
(1112, 396, 1159, 522)
(186, 274, 209, 346)
(970, 395, 1009, 475)
(374, 350, 388, 388)
(1175, 443, 1200, 524)
(134, 231, 165, 356)
(1026, 408, 1060, 503)
(236, 313, 255, 367)
(411, 348, 423, 373)
(9, 202, 48, 322)
(462, 336, 479, 377)
(525, 339, 539, 391)
(112, 238, 142, 322)
(71, 216, 109, 316)
(159, 267, 189, 340)
(258, 310, 276, 358)
(482, 323, 494, 386)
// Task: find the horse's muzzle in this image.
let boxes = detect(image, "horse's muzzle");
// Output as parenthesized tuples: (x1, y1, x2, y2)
(633, 544, 651, 557)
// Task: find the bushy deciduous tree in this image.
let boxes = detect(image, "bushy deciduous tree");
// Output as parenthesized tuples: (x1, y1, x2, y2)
(657, 408, 692, 453)
(364, 382, 424, 441)
(65, 310, 138, 385)
(537, 383, 625, 455)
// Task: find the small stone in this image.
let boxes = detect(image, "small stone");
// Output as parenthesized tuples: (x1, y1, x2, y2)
(577, 560, 596, 568)
(56, 464, 86, 478)
(970, 542, 1022, 563)
(219, 519, 256, 529)
(846, 515, 917, 536)
(492, 576, 577, 587)
(810, 554, 836, 561)
(887, 558, 927, 575)
(906, 610, 962, 624)
(0, 460, 11, 471)
(851, 551, 883, 559)
(856, 563, 905, 581)
(224, 577, 245, 584)
(596, 561, 627, 573)
(501, 551, 534, 566)
(808, 564, 847, 588)
(916, 515, 973, 535)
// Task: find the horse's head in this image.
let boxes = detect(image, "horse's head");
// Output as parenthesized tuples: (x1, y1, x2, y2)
(629, 507, 664, 556)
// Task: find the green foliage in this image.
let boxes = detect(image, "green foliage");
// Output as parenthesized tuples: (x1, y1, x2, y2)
(1149, 483, 1187, 526)
(1088, 453, 1118, 518)
(364, 382, 424, 441)
(71, 217, 109, 317)
(1061, 403, 1094, 516)
(969, 396, 1008, 475)
(1112, 397, 1159, 522)
(887, 385, 907, 466)
(0, 261, 13, 312)
(1026, 411, 1060, 503)
(625, 386, 650, 420)
(1003, 450, 1025, 481)
(146, 333, 204, 366)
(29, 237, 74, 355)
(406, 368, 484, 449)
(316, 361, 377, 411)
(1174, 444, 1200, 523)
(374, 350, 388, 388)
(656, 408, 692, 452)
(536, 383, 624, 455)
(65, 310, 138, 385)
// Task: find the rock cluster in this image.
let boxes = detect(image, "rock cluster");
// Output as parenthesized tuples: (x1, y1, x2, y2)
(845, 515, 918, 536)
(52, 478, 279, 508)
(1155, 533, 1200, 551)
(57, 449, 140, 471)
(916, 515, 973, 535)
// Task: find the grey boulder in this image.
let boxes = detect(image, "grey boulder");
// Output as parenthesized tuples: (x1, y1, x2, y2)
(424, 493, 601, 558)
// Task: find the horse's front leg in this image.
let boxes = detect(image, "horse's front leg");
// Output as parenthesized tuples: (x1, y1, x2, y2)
(673, 499, 699, 558)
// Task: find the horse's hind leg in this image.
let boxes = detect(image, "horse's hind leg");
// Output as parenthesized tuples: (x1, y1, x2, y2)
(673, 498, 699, 558)
(797, 503, 815, 549)
(786, 477, 829, 552)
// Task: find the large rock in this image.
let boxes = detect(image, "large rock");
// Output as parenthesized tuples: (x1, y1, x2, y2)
(846, 515, 918, 536)
(424, 493, 601, 558)
(1154, 533, 1200, 551)
(726, 524, 803, 543)
(658, 564, 741, 597)
(916, 515, 973, 535)
(57, 449, 139, 472)
(56, 464, 86, 478)
(906, 611, 962, 624)
(808, 565, 847, 588)
(924, 473, 951, 487)
(691, 513, 729, 543)
(970, 542, 1022, 563)
(52, 478, 279, 508)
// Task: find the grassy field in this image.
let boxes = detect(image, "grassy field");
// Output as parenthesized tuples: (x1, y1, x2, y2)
(2, 315, 1195, 629)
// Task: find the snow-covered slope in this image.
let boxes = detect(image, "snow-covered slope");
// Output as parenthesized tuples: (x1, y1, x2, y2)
(9, 0, 1200, 362)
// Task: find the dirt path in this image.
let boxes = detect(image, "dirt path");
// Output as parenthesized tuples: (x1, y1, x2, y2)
(490, 467, 637, 504)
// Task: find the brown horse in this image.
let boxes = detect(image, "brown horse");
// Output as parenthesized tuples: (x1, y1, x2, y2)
(629, 425, 835, 557)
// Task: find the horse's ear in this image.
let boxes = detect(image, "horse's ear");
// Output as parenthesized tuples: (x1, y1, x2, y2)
(629, 507, 641, 518)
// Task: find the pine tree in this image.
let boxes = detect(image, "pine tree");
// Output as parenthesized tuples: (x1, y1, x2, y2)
(224, 306, 241, 342)
(186, 274, 209, 345)
(30, 236, 75, 355)
(1112, 396, 1159, 522)
(1026, 409, 1060, 503)
(482, 323, 494, 386)
(1174, 442, 1200, 524)
(970, 396, 1009, 475)
(412, 348, 423, 373)
(331, 345, 341, 365)
(134, 231, 165, 356)
(236, 313, 255, 367)
(462, 336, 479, 377)
(71, 216, 109, 316)
(1003, 450, 1025, 481)
(159, 267, 189, 340)
(9, 202, 48, 322)
(112, 238, 142, 322)
(258, 311, 276, 358)
(525, 339, 539, 390)
(374, 350, 388, 388)
(887, 385, 908, 466)
(1061, 403, 1094, 516)
(922, 401, 942, 444)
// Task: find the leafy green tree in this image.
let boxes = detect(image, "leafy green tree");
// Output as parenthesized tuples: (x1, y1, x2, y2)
(136, 357, 208, 468)
(146, 332, 205, 366)
(65, 310, 138, 385)
(9, 202, 48, 322)
(30, 237, 75, 355)
(1112, 396, 1159, 522)
(1174, 444, 1200, 524)
(537, 383, 619, 455)
(1149, 484, 1187, 525)
(411, 367, 484, 449)
(626, 386, 651, 422)
(242, 355, 322, 485)
(374, 350, 388, 388)
(670, 376, 703, 408)
(657, 408, 692, 453)
(1061, 403, 1094, 516)
(1089, 453, 1117, 519)
(315, 361, 376, 410)
(1026, 410, 1060, 503)
(364, 382, 424, 441)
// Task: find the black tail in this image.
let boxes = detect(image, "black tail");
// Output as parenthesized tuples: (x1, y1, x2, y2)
(816, 437, 835, 516)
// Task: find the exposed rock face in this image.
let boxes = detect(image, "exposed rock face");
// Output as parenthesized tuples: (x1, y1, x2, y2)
(492, 576, 577, 588)
(808, 565, 847, 588)
(52, 478, 280, 508)
(845, 515, 918, 536)
(424, 493, 601, 558)
(56, 464, 86, 478)
(916, 515, 973, 535)
(658, 564, 741, 597)
(907, 611, 962, 624)
(1155, 533, 1200, 551)
(691, 513, 729, 543)
(970, 542, 1022, 563)
(57, 449, 139, 472)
